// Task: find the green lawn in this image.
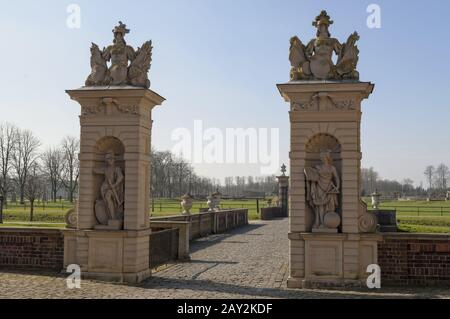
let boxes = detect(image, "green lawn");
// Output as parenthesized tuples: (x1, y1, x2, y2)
(397, 216, 450, 234)
(1, 201, 72, 223)
(364, 199, 450, 217)
(0, 198, 264, 224)
(2, 199, 450, 233)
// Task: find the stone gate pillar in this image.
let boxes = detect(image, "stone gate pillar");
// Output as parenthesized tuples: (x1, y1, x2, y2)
(277, 164, 289, 217)
(63, 22, 165, 283)
(277, 11, 381, 288)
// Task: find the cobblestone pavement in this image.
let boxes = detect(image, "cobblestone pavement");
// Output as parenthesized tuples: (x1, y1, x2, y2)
(1, 219, 449, 299)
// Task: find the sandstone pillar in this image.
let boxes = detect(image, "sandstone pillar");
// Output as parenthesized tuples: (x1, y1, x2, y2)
(62, 21, 165, 283)
(278, 11, 381, 288)
(63, 87, 164, 283)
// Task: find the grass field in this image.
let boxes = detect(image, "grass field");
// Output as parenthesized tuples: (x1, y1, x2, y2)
(0, 198, 264, 224)
(1, 199, 450, 233)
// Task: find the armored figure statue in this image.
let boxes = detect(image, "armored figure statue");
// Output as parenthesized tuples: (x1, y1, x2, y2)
(304, 151, 341, 230)
(85, 21, 153, 88)
(103, 22, 136, 86)
(289, 11, 360, 81)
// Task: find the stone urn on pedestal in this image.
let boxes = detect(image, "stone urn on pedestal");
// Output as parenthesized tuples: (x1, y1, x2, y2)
(206, 196, 214, 212)
(181, 193, 193, 215)
(371, 189, 381, 210)
(207, 190, 222, 212)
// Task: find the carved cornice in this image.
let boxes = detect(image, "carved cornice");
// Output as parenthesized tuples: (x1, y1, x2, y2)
(291, 92, 356, 112)
(81, 98, 139, 116)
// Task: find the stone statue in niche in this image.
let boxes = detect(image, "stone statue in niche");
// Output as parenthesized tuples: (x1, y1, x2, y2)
(289, 10, 360, 81)
(304, 151, 341, 232)
(93, 151, 125, 230)
(85, 21, 153, 88)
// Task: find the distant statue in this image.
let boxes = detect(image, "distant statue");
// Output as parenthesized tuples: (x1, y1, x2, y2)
(93, 151, 125, 227)
(289, 11, 360, 81)
(304, 151, 341, 230)
(85, 21, 152, 88)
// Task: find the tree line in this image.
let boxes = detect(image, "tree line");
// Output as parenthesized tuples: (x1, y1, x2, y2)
(0, 122, 278, 219)
(151, 150, 278, 199)
(151, 150, 220, 198)
(361, 164, 450, 198)
(0, 122, 80, 219)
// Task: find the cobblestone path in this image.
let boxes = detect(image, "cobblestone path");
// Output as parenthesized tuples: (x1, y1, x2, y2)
(1, 219, 449, 299)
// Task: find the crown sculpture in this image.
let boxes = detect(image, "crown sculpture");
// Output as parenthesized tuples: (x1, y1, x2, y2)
(85, 21, 152, 88)
(289, 11, 360, 81)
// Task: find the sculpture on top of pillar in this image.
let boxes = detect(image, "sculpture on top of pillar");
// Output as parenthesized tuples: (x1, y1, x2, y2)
(281, 163, 287, 176)
(85, 21, 153, 88)
(304, 151, 341, 232)
(289, 10, 360, 81)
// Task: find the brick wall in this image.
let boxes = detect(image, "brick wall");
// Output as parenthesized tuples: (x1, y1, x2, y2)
(149, 228, 179, 269)
(0, 228, 64, 270)
(379, 234, 450, 286)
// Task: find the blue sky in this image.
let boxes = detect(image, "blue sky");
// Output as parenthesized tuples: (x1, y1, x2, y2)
(1, 0, 449, 185)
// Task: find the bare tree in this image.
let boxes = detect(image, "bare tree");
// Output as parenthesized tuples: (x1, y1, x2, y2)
(368, 167, 378, 194)
(424, 165, 435, 191)
(12, 129, 41, 204)
(434, 163, 449, 192)
(61, 136, 80, 203)
(0, 122, 18, 207)
(42, 147, 64, 202)
(402, 178, 414, 196)
(24, 162, 44, 221)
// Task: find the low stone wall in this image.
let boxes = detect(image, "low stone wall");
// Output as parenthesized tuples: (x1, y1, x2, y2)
(260, 207, 284, 220)
(379, 233, 450, 286)
(0, 228, 64, 270)
(149, 228, 179, 269)
(0, 210, 248, 273)
(151, 209, 249, 240)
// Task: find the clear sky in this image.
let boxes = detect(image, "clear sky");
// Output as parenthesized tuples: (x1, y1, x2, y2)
(1, 0, 449, 186)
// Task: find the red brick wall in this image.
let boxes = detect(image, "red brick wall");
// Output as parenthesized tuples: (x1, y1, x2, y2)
(0, 228, 64, 270)
(379, 234, 450, 286)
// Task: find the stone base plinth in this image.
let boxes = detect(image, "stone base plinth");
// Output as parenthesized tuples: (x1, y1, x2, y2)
(63, 228, 151, 284)
(312, 228, 338, 234)
(82, 268, 151, 284)
(288, 232, 382, 289)
(94, 220, 123, 231)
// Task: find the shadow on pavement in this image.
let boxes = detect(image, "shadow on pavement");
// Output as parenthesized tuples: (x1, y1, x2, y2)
(138, 276, 450, 299)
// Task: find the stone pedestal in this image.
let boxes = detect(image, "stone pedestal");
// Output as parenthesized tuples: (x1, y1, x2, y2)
(63, 86, 165, 283)
(278, 81, 381, 288)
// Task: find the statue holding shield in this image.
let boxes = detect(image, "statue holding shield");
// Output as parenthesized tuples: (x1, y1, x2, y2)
(304, 151, 341, 231)
(93, 151, 125, 229)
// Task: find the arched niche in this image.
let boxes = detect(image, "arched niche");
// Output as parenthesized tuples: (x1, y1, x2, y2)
(304, 133, 342, 232)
